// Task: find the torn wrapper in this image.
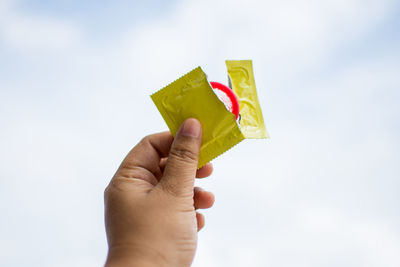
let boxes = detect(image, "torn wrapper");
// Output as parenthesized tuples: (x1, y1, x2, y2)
(151, 60, 269, 168)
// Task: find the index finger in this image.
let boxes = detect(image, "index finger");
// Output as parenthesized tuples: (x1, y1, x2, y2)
(117, 131, 174, 180)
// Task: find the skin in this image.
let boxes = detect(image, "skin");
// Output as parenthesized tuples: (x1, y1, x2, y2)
(104, 118, 215, 267)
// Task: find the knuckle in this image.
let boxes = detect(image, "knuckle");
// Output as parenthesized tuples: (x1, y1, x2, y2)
(139, 135, 151, 145)
(161, 181, 181, 197)
(105, 177, 129, 194)
(104, 177, 134, 203)
(104, 182, 117, 203)
(160, 181, 193, 200)
(169, 146, 198, 163)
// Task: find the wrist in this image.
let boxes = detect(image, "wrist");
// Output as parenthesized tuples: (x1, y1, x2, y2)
(105, 244, 169, 267)
(105, 257, 160, 267)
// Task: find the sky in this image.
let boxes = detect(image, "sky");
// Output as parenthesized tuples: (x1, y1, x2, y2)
(1, 0, 400, 266)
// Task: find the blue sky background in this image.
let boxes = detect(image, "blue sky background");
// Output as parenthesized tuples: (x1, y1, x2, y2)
(1, 0, 400, 266)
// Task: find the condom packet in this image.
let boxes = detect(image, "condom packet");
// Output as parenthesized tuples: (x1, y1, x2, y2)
(151, 60, 268, 168)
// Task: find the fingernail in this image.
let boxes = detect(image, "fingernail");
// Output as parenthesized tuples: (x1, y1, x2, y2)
(180, 118, 201, 138)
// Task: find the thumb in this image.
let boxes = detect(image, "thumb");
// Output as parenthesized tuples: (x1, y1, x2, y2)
(159, 118, 202, 197)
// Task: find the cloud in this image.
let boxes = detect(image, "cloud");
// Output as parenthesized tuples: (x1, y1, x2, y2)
(0, 0, 81, 51)
(0, 0, 399, 266)
(119, 0, 397, 84)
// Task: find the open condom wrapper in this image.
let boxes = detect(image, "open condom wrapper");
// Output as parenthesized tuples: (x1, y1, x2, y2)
(151, 60, 269, 168)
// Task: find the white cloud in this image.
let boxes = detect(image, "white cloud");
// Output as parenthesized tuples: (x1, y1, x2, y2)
(0, 0, 81, 51)
(118, 0, 397, 85)
(2, 16, 81, 50)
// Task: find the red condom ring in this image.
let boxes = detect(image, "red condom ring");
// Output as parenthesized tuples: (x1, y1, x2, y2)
(210, 81, 240, 120)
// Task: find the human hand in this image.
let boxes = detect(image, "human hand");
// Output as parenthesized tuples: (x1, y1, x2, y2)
(104, 118, 215, 267)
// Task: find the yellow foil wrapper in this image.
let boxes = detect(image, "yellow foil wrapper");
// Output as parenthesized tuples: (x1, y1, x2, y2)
(151, 60, 268, 168)
(226, 60, 269, 139)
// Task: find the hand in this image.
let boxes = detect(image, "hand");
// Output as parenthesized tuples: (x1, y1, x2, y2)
(104, 118, 215, 267)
